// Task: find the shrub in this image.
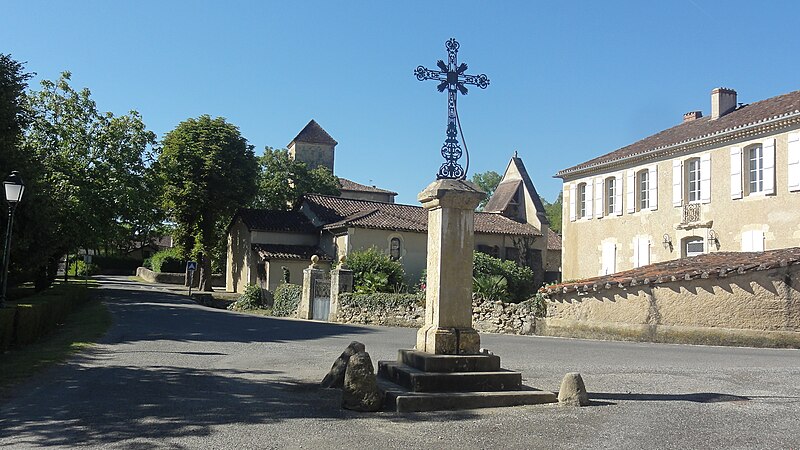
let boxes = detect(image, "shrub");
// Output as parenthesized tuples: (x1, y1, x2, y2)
(150, 247, 184, 273)
(273, 283, 302, 317)
(339, 292, 425, 309)
(68, 260, 100, 276)
(143, 257, 152, 269)
(228, 284, 265, 311)
(12, 283, 91, 346)
(347, 247, 405, 293)
(473, 274, 508, 302)
(473, 251, 535, 302)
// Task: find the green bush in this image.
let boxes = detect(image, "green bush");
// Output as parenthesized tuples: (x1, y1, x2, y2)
(273, 283, 302, 317)
(339, 292, 424, 309)
(473, 274, 508, 302)
(473, 251, 535, 302)
(228, 284, 265, 311)
(142, 257, 152, 269)
(68, 260, 100, 276)
(150, 247, 184, 273)
(347, 247, 405, 293)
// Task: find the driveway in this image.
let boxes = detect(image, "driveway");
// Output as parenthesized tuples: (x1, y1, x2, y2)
(0, 275, 798, 449)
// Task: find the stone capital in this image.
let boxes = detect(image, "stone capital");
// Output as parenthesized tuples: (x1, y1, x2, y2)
(418, 179, 486, 211)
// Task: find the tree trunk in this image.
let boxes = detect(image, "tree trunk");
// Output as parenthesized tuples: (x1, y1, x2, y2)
(198, 257, 213, 292)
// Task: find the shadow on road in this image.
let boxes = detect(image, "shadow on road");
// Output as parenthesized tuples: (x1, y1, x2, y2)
(590, 392, 750, 403)
(99, 286, 370, 346)
(0, 358, 479, 447)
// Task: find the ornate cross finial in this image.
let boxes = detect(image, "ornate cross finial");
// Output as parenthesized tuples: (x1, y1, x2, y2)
(415, 38, 490, 179)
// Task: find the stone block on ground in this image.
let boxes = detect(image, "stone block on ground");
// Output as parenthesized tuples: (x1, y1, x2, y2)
(558, 372, 589, 406)
(342, 351, 383, 412)
(321, 341, 365, 389)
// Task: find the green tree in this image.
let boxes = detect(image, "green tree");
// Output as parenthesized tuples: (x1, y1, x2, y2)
(252, 147, 340, 210)
(156, 115, 259, 291)
(542, 192, 563, 233)
(471, 170, 502, 210)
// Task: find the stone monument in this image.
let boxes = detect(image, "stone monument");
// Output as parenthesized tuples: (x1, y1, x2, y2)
(376, 38, 557, 412)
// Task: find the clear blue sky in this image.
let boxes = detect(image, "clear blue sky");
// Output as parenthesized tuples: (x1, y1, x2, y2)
(3, 1, 799, 204)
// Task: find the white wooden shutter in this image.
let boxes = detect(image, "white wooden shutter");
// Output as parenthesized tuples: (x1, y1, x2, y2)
(763, 139, 775, 195)
(594, 178, 604, 217)
(648, 165, 658, 210)
(730, 146, 742, 199)
(585, 181, 594, 219)
(636, 237, 650, 267)
(626, 170, 635, 213)
(632, 237, 639, 268)
(672, 160, 683, 206)
(788, 132, 800, 192)
(569, 184, 576, 221)
(614, 173, 623, 215)
(700, 153, 711, 204)
(601, 241, 616, 275)
(753, 230, 765, 251)
(741, 231, 752, 251)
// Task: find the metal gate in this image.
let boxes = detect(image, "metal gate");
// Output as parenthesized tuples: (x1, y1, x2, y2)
(311, 272, 331, 321)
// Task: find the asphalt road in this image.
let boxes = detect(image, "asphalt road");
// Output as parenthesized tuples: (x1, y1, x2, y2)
(0, 275, 798, 449)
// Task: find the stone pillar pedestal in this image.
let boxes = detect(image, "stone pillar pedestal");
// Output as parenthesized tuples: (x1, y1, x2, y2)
(299, 256, 323, 320)
(329, 257, 353, 321)
(416, 179, 486, 355)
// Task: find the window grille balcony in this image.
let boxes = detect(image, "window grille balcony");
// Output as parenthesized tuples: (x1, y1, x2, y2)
(682, 202, 701, 224)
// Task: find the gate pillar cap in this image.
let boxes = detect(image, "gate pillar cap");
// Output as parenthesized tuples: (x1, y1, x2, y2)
(310, 255, 320, 268)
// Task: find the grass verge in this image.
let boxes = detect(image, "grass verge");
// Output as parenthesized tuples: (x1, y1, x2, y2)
(0, 297, 112, 397)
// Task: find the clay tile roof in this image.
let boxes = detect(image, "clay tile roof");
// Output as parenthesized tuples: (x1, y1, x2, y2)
(557, 89, 800, 177)
(289, 119, 338, 146)
(252, 244, 332, 261)
(303, 194, 540, 236)
(235, 209, 318, 233)
(547, 229, 562, 251)
(339, 177, 398, 195)
(542, 247, 800, 294)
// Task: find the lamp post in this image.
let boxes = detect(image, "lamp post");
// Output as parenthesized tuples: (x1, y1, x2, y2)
(1, 171, 25, 308)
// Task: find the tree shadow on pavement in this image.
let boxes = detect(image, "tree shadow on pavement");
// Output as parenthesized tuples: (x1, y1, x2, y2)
(0, 361, 478, 447)
(98, 287, 370, 346)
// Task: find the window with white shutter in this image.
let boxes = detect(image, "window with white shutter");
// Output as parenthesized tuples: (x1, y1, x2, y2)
(585, 181, 593, 219)
(672, 160, 683, 206)
(614, 173, 623, 215)
(788, 132, 800, 192)
(699, 153, 711, 204)
(633, 236, 650, 268)
(648, 165, 658, 210)
(730, 146, 742, 199)
(594, 178, 604, 218)
(762, 139, 775, 195)
(601, 241, 616, 275)
(626, 170, 635, 213)
(742, 230, 765, 252)
(569, 184, 576, 221)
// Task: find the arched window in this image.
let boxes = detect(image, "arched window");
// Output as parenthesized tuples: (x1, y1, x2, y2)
(389, 237, 401, 260)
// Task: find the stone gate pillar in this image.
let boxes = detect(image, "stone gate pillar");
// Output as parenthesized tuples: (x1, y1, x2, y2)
(299, 255, 324, 320)
(329, 256, 353, 322)
(416, 179, 486, 354)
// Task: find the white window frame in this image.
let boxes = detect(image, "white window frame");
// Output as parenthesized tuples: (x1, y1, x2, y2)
(577, 182, 587, 219)
(748, 144, 764, 195)
(684, 236, 705, 258)
(605, 176, 616, 216)
(686, 157, 701, 203)
(638, 169, 649, 211)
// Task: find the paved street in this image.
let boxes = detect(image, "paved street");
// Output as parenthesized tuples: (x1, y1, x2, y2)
(1, 275, 798, 449)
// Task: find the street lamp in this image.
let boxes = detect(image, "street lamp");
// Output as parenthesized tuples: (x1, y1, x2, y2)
(1, 171, 25, 307)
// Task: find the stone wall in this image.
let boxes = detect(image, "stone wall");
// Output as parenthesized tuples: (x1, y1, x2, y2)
(542, 265, 800, 347)
(333, 292, 542, 335)
(136, 267, 225, 287)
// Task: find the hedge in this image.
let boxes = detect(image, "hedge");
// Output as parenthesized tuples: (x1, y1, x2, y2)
(1, 283, 92, 349)
(150, 248, 185, 273)
(338, 292, 424, 310)
(273, 283, 302, 317)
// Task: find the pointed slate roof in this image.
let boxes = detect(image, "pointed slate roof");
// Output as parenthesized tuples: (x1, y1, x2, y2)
(288, 119, 338, 147)
(484, 156, 549, 225)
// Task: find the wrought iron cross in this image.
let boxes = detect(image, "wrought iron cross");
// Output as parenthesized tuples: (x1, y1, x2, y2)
(415, 38, 489, 179)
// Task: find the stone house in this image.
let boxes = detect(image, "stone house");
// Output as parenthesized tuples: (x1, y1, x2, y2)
(557, 87, 800, 280)
(541, 247, 800, 347)
(227, 194, 541, 293)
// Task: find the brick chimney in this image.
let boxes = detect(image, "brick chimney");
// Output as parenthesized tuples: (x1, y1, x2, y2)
(711, 87, 737, 119)
(683, 111, 703, 123)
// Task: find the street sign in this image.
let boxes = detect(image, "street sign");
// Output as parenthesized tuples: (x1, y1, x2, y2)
(187, 261, 197, 271)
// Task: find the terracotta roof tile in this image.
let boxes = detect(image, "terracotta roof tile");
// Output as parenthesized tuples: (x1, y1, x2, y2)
(289, 119, 338, 146)
(303, 194, 540, 236)
(557, 90, 800, 177)
(235, 209, 318, 233)
(543, 247, 800, 294)
(253, 244, 332, 261)
(339, 177, 398, 195)
(547, 229, 562, 251)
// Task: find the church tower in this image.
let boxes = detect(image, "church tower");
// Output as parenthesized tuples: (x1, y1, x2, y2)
(287, 119, 338, 173)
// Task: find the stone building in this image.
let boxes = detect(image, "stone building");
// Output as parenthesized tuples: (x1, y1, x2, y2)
(557, 87, 800, 280)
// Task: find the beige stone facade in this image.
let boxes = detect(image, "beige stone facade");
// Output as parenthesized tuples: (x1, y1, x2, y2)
(558, 88, 800, 280)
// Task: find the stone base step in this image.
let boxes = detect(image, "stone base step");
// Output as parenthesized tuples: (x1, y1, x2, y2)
(379, 379, 558, 412)
(378, 361, 522, 393)
(397, 349, 501, 373)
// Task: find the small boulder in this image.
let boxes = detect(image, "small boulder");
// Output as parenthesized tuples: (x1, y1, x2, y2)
(558, 372, 589, 406)
(321, 341, 366, 389)
(342, 351, 383, 412)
